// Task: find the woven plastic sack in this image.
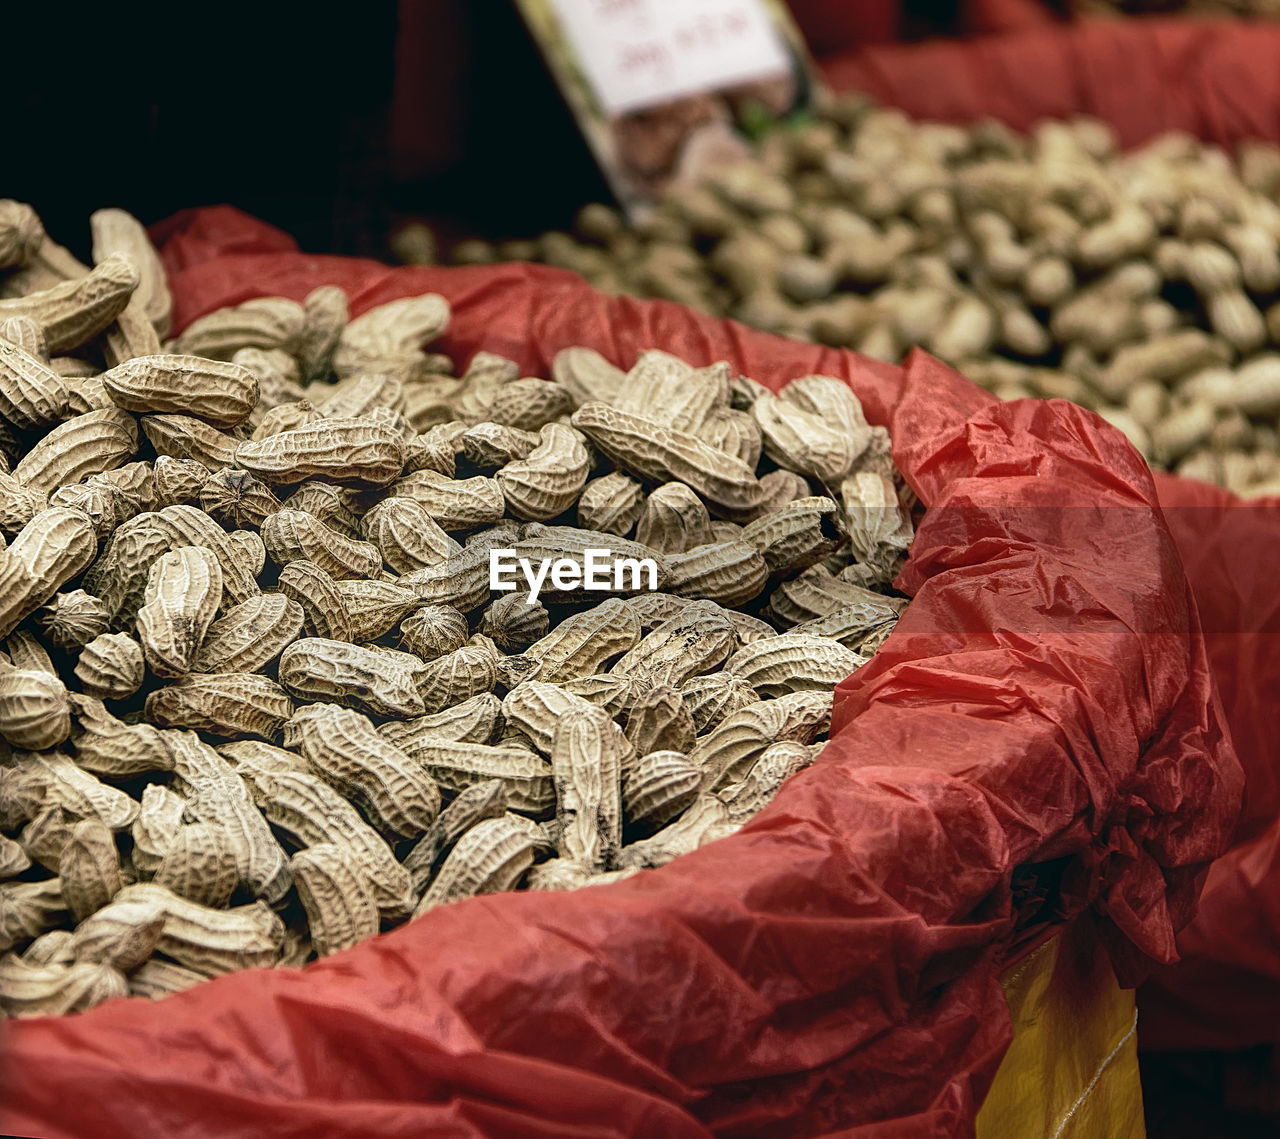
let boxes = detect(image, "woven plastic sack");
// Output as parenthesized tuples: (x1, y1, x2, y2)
(0, 209, 1242, 1138)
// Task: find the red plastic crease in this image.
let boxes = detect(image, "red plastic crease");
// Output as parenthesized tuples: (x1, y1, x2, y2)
(0, 209, 1242, 1138)
(821, 18, 1280, 150)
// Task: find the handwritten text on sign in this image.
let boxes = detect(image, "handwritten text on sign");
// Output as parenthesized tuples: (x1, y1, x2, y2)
(551, 0, 792, 116)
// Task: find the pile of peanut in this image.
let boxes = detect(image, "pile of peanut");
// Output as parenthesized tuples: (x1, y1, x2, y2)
(0, 202, 911, 1018)
(440, 96, 1280, 498)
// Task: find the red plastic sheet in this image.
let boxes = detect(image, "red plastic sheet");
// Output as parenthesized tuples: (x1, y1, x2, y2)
(0, 210, 1243, 1138)
(822, 18, 1280, 150)
(1137, 476, 1280, 1082)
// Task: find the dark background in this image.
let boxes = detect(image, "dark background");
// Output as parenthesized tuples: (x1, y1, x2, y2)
(3, 1, 1046, 261)
(3, 2, 609, 259)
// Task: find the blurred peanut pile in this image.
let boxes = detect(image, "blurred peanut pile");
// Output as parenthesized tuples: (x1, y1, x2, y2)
(430, 95, 1280, 498)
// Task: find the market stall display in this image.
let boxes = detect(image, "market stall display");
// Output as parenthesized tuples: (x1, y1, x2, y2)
(0, 204, 1240, 1137)
(0, 203, 921, 1006)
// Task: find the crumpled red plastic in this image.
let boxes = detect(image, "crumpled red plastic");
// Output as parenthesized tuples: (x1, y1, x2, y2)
(1136, 476, 1280, 1079)
(822, 18, 1280, 150)
(0, 209, 1243, 1138)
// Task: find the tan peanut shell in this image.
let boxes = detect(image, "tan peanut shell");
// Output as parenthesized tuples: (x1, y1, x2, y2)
(277, 560, 354, 642)
(279, 638, 427, 719)
(403, 779, 508, 892)
(577, 471, 646, 536)
(333, 579, 422, 641)
(136, 545, 223, 678)
(0, 337, 71, 428)
(101, 354, 257, 427)
(283, 702, 441, 839)
(146, 672, 295, 740)
(69, 695, 173, 779)
(261, 509, 383, 580)
(413, 815, 537, 917)
(13, 408, 139, 497)
(291, 844, 381, 957)
(172, 297, 306, 360)
(0, 252, 140, 354)
(236, 418, 407, 487)
(165, 730, 292, 904)
(361, 496, 457, 573)
(225, 744, 413, 920)
(622, 751, 703, 831)
(75, 632, 145, 699)
(0, 669, 70, 750)
(571, 401, 765, 517)
(116, 882, 285, 977)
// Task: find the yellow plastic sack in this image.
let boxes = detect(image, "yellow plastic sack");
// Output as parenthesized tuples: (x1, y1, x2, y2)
(978, 918, 1145, 1139)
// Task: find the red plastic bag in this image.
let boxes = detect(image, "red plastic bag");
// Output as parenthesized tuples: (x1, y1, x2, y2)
(822, 18, 1280, 150)
(0, 210, 1242, 1138)
(1136, 475, 1280, 1117)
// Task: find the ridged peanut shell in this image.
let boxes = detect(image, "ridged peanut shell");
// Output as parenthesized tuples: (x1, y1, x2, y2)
(165, 730, 291, 903)
(141, 413, 241, 470)
(611, 602, 736, 688)
(290, 844, 381, 957)
(261, 509, 382, 580)
(279, 638, 428, 719)
(147, 673, 294, 740)
(377, 693, 504, 750)
(461, 421, 539, 468)
(68, 694, 174, 778)
(70, 897, 167, 971)
(116, 882, 285, 977)
(665, 541, 769, 607)
(496, 422, 590, 521)
(26, 752, 140, 831)
(577, 472, 645, 536)
(277, 560, 354, 642)
(0, 337, 71, 428)
(101, 354, 258, 427)
(418, 645, 499, 714)
(58, 818, 122, 921)
(172, 297, 306, 360)
(0, 252, 139, 353)
(525, 599, 641, 683)
(283, 702, 441, 839)
(13, 408, 139, 497)
(153, 823, 239, 908)
(478, 594, 549, 653)
(742, 496, 845, 576)
(334, 578, 422, 641)
(135, 545, 223, 678)
(390, 470, 506, 531)
(191, 593, 305, 674)
(399, 603, 469, 661)
(199, 467, 283, 530)
(726, 632, 864, 697)
(634, 482, 714, 554)
(680, 673, 760, 732)
(236, 417, 407, 486)
(361, 496, 457, 573)
(222, 745, 413, 919)
(413, 814, 537, 916)
(622, 750, 702, 831)
(0, 669, 70, 750)
(571, 401, 764, 517)
(75, 632, 144, 699)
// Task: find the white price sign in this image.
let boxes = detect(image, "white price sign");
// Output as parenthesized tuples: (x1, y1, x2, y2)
(550, 0, 793, 115)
